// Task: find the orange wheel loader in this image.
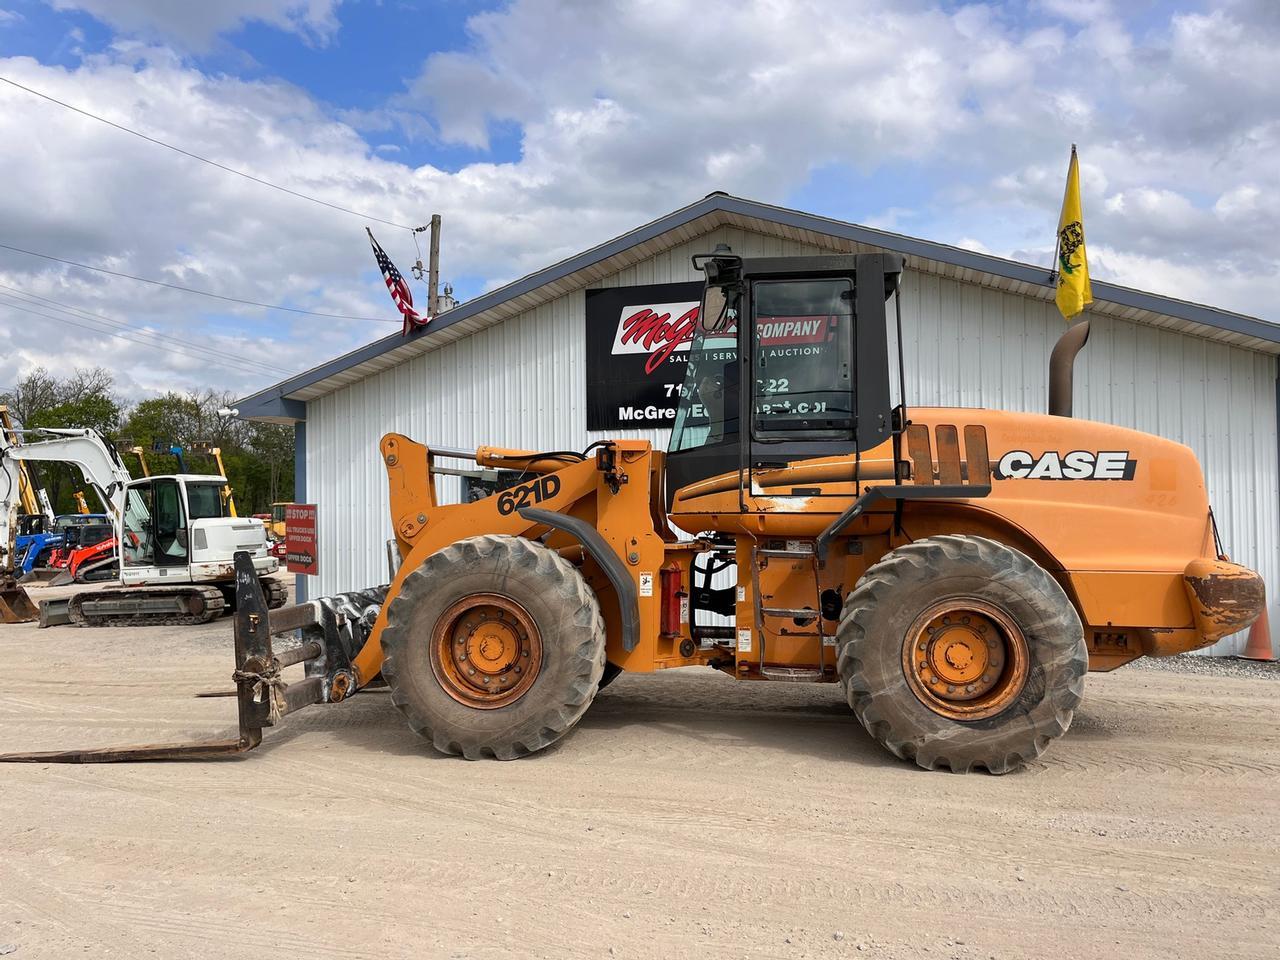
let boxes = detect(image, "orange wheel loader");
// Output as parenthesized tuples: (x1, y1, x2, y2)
(1, 249, 1264, 773)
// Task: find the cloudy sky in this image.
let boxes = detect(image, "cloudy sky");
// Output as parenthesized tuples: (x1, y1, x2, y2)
(0, 0, 1276, 402)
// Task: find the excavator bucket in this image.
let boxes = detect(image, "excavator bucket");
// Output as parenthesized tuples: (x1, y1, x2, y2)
(38, 567, 75, 587)
(0, 552, 340, 762)
(0, 575, 37, 623)
(17, 567, 66, 586)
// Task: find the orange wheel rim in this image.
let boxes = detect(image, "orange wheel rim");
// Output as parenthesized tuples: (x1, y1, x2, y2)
(901, 598, 1029, 721)
(430, 594, 543, 710)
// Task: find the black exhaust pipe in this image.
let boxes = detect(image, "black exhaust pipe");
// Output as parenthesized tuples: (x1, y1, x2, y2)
(1048, 320, 1090, 417)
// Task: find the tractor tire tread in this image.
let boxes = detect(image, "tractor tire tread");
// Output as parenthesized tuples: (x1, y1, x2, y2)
(381, 534, 605, 760)
(836, 534, 1086, 775)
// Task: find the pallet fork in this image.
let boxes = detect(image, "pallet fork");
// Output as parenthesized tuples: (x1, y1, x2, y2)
(0, 552, 353, 763)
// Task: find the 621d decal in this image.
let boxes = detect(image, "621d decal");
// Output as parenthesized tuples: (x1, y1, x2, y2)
(496, 475, 562, 515)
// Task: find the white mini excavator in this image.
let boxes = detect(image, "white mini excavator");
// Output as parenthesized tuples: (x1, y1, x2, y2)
(0, 427, 283, 625)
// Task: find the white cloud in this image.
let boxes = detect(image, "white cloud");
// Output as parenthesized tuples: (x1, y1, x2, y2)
(45, 0, 343, 50)
(2, 0, 1279, 407)
(1036, 0, 1113, 25)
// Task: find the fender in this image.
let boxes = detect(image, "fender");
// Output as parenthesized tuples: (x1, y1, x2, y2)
(519, 506, 641, 652)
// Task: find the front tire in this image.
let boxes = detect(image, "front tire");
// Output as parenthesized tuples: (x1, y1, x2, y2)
(837, 535, 1086, 774)
(381, 535, 606, 759)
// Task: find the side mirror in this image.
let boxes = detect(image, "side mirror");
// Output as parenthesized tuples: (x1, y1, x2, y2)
(691, 246, 742, 335)
(698, 283, 741, 335)
(699, 284, 727, 334)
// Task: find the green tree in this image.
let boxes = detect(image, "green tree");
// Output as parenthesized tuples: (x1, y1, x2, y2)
(119, 390, 293, 514)
(1, 367, 123, 513)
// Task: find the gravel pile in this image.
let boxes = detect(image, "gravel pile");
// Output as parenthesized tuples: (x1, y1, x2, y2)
(1129, 652, 1280, 681)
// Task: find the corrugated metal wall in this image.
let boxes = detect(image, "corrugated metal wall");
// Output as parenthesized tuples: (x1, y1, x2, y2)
(305, 225, 1277, 656)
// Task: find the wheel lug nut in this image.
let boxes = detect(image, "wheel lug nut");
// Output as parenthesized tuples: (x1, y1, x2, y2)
(962, 616, 970, 624)
(965, 684, 975, 692)
(467, 668, 475, 676)
(946, 685, 956, 693)
(515, 666, 522, 674)
(482, 676, 490, 684)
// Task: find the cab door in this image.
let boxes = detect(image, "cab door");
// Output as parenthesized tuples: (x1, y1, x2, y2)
(151, 478, 189, 566)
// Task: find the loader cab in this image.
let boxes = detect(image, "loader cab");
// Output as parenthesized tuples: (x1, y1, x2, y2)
(666, 249, 902, 506)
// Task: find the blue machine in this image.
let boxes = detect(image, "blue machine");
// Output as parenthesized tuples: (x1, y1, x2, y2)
(15, 515, 60, 576)
(15, 513, 111, 575)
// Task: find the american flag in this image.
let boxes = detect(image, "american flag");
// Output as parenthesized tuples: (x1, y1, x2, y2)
(367, 228, 426, 335)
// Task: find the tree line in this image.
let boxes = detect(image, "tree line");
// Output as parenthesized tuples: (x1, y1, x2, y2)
(1, 367, 294, 517)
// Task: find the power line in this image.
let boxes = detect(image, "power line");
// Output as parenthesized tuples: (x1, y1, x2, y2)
(0, 284, 282, 375)
(0, 241, 400, 323)
(0, 283, 282, 370)
(0, 74, 416, 231)
(0, 295, 274, 377)
(0, 299, 280, 381)
(0, 300, 275, 380)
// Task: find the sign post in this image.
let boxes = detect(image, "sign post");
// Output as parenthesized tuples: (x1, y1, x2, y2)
(284, 503, 319, 576)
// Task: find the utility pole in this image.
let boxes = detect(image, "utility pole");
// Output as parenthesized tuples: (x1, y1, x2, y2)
(428, 213, 441, 318)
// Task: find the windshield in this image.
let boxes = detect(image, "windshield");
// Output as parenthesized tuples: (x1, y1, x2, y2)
(186, 482, 227, 520)
(669, 311, 739, 453)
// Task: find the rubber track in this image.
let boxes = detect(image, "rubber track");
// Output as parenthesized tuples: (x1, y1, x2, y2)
(836, 534, 1087, 774)
(69, 586, 226, 627)
(381, 534, 605, 760)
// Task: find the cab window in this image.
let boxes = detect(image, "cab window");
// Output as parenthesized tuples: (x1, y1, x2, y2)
(751, 279, 854, 439)
(186, 483, 226, 520)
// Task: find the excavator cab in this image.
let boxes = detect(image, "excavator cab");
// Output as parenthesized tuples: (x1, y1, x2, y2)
(117, 474, 265, 583)
(665, 248, 901, 503)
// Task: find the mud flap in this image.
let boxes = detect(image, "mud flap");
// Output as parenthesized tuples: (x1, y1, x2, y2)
(0, 552, 340, 762)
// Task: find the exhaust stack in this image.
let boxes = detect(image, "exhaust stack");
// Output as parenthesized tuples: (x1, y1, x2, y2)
(1048, 320, 1091, 417)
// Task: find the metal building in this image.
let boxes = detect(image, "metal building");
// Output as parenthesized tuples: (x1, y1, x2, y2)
(237, 193, 1279, 656)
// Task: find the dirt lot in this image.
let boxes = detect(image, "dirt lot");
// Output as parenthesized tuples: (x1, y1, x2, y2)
(1, 591, 1276, 960)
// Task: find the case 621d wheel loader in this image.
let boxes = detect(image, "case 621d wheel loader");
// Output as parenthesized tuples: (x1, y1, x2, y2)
(1, 250, 1264, 772)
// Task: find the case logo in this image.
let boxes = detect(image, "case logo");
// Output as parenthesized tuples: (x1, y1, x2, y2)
(994, 450, 1137, 481)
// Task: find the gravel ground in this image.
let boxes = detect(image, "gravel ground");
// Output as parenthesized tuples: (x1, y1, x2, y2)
(1, 601, 1277, 960)
(1128, 652, 1280, 681)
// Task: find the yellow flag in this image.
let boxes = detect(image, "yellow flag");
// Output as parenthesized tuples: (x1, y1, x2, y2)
(1055, 145, 1092, 321)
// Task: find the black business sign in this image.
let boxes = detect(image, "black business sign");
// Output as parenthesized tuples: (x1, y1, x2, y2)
(585, 282, 702, 430)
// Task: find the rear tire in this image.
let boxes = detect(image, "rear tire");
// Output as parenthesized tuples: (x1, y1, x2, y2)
(836, 535, 1086, 774)
(381, 535, 606, 759)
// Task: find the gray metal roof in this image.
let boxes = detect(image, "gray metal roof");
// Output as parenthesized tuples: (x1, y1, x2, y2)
(236, 192, 1280, 422)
